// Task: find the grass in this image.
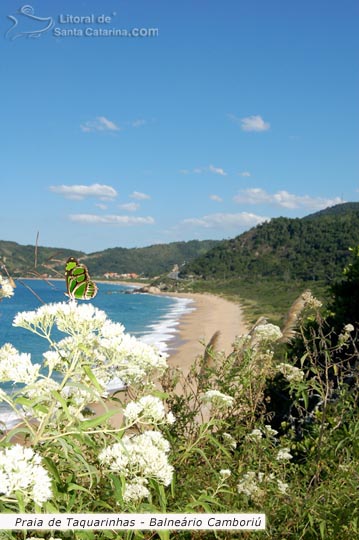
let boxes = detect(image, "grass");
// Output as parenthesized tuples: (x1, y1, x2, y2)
(156, 277, 330, 325)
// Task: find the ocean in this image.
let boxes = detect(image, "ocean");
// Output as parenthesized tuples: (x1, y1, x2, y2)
(0, 279, 194, 427)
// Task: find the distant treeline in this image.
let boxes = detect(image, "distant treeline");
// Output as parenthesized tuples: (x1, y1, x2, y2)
(0, 239, 219, 278)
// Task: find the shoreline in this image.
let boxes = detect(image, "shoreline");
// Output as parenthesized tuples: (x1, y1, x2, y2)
(88, 291, 248, 429)
(163, 292, 248, 376)
(2, 291, 248, 434)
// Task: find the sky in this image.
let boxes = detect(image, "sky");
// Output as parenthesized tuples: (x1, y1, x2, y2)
(1, 0, 358, 252)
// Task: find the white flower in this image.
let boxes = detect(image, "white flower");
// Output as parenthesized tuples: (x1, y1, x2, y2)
(248, 428, 262, 441)
(122, 478, 150, 503)
(0, 444, 52, 506)
(122, 401, 143, 424)
(277, 479, 289, 494)
(344, 324, 354, 333)
(339, 323, 355, 344)
(276, 447, 293, 461)
(219, 469, 231, 479)
(277, 363, 304, 383)
(302, 291, 322, 309)
(123, 396, 174, 426)
(166, 411, 176, 425)
(55, 302, 107, 336)
(223, 432, 237, 449)
(43, 350, 63, 371)
(201, 390, 234, 410)
(237, 471, 264, 499)
(264, 425, 278, 437)
(252, 323, 282, 343)
(0, 276, 14, 299)
(0, 344, 40, 384)
(99, 430, 173, 488)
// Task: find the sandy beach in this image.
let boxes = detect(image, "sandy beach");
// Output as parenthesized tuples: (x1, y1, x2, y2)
(166, 292, 247, 376)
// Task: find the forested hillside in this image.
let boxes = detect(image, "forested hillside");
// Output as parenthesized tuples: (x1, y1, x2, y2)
(0, 239, 219, 278)
(0, 240, 82, 276)
(86, 240, 219, 276)
(180, 203, 359, 282)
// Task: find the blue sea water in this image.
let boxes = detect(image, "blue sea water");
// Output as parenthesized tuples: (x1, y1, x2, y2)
(0, 279, 194, 426)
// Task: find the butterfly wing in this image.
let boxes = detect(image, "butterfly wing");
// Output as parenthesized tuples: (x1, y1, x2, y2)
(65, 257, 98, 300)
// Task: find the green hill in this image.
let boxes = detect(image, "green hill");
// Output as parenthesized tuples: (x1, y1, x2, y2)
(86, 240, 219, 277)
(0, 240, 83, 277)
(0, 239, 219, 278)
(180, 203, 359, 283)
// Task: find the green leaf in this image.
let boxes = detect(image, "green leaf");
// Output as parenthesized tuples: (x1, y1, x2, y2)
(83, 365, 104, 393)
(319, 520, 326, 539)
(67, 483, 94, 497)
(80, 409, 118, 430)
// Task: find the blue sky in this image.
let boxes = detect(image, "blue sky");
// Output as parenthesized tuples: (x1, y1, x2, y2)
(1, 0, 358, 252)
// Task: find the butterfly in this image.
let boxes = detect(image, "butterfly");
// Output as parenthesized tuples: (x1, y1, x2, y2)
(65, 257, 98, 300)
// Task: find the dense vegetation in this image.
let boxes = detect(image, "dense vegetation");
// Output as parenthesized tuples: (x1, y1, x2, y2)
(0, 240, 82, 277)
(180, 203, 359, 282)
(0, 239, 219, 278)
(86, 240, 219, 277)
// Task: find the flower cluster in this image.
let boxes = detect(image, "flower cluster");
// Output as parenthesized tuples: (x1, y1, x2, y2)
(12, 301, 168, 397)
(219, 469, 231, 479)
(201, 389, 234, 410)
(338, 323, 355, 345)
(123, 395, 175, 426)
(301, 291, 323, 309)
(252, 323, 283, 344)
(222, 432, 237, 449)
(276, 447, 293, 461)
(237, 470, 289, 500)
(99, 431, 173, 503)
(247, 428, 263, 441)
(0, 275, 14, 300)
(277, 363, 304, 383)
(237, 471, 265, 499)
(246, 425, 278, 442)
(0, 444, 52, 507)
(0, 343, 40, 384)
(263, 424, 278, 437)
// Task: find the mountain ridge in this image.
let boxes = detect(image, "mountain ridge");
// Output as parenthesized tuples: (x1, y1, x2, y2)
(180, 202, 359, 282)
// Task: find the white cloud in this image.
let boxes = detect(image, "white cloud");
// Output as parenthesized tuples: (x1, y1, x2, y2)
(234, 188, 343, 210)
(131, 119, 146, 128)
(238, 171, 251, 177)
(50, 183, 118, 200)
(209, 194, 223, 202)
(81, 116, 120, 133)
(241, 115, 270, 132)
(209, 164, 227, 176)
(119, 202, 140, 212)
(228, 113, 270, 132)
(130, 191, 151, 200)
(179, 165, 227, 176)
(69, 214, 154, 225)
(183, 212, 268, 229)
(95, 203, 108, 210)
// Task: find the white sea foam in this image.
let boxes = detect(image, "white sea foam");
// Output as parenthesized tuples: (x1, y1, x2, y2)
(139, 296, 195, 353)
